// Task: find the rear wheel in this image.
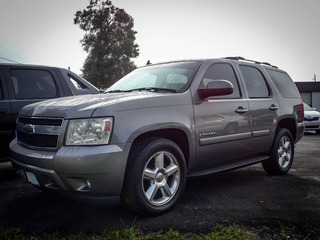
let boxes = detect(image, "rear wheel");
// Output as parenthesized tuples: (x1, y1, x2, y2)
(121, 137, 186, 216)
(262, 128, 294, 175)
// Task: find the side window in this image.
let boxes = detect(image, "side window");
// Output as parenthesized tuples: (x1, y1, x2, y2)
(266, 69, 300, 98)
(200, 63, 241, 98)
(240, 66, 270, 98)
(10, 69, 58, 99)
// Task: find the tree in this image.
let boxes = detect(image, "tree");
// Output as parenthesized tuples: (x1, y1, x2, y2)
(74, 0, 139, 89)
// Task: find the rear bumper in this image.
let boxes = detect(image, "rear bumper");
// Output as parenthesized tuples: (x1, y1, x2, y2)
(296, 122, 305, 142)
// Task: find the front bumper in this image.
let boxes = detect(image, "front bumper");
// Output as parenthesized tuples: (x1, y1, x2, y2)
(303, 120, 320, 132)
(10, 139, 130, 198)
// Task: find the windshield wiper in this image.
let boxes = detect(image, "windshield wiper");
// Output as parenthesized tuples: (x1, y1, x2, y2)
(106, 87, 176, 93)
(105, 90, 132, 93)
(129, 87, 177, 93)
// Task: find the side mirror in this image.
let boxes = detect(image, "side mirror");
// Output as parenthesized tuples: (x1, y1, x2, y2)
(198, 80, 234, 100)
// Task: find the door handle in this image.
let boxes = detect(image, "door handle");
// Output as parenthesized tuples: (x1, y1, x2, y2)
(269, 104, 279, 111)
(235, 106, 248, 114)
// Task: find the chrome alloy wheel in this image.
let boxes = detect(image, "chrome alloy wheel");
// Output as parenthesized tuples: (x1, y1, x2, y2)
(277, 135, 292, 169)
(142, 151, 181, 206)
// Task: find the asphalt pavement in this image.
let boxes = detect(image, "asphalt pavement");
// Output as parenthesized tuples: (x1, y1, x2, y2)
(0, 133, 319, 239)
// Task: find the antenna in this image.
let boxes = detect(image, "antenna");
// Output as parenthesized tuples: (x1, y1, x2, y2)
(0, 56, 21, 64)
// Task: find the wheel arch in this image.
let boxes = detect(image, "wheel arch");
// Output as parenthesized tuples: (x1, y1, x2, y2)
(128, 128, 191, 169)
(276, 117, 297, 141)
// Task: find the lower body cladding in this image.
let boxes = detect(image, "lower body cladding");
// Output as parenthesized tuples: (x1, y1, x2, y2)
(9, 139, 129, 202)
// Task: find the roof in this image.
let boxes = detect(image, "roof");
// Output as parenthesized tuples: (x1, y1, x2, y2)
(295, 82, 320, 93)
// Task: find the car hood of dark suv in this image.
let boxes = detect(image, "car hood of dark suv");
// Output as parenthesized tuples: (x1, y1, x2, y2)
(19, 92, 188, 119)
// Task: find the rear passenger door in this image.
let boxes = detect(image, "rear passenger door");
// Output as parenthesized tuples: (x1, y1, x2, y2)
(239, 65, 278, 152)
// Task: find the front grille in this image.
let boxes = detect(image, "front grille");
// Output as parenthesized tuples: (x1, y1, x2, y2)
(16, 117, 62, 148)
(17, 132, 59, 148)
(306, 125, 319, 129)
(304, 116, 320, 121)
(18, 117, 63, 126)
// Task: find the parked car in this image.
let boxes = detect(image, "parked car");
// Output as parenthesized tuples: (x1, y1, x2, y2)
(10, 57, 304, 216)
(0, 63, 100, 161)
(303, 103, 320, 134)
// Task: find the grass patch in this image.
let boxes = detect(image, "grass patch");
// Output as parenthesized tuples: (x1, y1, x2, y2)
(0, 224, 317, 240)
(0, 225, 256, 240)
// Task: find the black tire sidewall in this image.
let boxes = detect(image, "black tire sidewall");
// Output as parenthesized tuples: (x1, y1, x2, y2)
(266, 128, 294, 174)
(122, 137, 187, 216)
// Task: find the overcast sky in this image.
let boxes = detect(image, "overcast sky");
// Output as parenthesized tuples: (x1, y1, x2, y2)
(0, 0, 319, 81)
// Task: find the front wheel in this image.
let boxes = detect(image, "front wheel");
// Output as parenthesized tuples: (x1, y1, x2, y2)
(121, 137, 187, 216)
(262, 128, 294, 175)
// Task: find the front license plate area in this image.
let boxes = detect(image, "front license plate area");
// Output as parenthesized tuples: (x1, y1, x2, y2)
(25, 171, 40, 186)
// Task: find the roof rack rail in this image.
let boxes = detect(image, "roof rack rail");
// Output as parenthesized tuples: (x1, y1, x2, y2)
(225, 56, 278, 69)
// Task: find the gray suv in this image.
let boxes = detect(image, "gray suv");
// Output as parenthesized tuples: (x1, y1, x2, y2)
(10, 57, 304, 216)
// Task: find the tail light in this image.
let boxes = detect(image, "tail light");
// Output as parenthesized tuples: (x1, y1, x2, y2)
(300, 99, 304, 122)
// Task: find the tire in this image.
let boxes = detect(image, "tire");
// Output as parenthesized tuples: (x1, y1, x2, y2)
(262, 128, 294, 175)
(121, 137, 187, 216)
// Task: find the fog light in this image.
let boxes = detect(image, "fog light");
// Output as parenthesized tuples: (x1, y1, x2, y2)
(67, 177, 92, 192)
(86, 180, 91, 189)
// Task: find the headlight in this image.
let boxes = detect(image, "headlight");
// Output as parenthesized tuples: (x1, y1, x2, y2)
(65, 117, 113, 145)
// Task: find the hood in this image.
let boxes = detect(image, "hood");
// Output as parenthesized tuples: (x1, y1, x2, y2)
(19, 92, 188, 119)
(304, 110, 320, 117)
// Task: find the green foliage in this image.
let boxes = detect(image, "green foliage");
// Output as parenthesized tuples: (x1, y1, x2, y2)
(74, 0, 139, 89)
(201, 225, 256, 240)
(2, 224, 317, 240)
(0, 227, 25, 240)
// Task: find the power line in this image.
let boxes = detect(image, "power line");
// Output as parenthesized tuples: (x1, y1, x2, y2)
(0, 56, 21, 64)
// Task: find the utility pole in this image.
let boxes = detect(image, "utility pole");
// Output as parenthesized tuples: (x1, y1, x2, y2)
(312, 74, 317, 82)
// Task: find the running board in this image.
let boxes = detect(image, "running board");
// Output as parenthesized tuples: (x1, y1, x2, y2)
(187, 155, 269, 178)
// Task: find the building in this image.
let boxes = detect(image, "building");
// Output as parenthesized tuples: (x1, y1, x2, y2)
(295, 82, 320, 110)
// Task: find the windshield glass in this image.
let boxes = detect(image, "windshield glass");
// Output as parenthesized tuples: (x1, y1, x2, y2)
(304, 103, 313, 111)
(106, 61, 201, 93)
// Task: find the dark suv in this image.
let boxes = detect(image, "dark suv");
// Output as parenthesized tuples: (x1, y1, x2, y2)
(10, 57, 304, 215)
(0, 63, 100, 161)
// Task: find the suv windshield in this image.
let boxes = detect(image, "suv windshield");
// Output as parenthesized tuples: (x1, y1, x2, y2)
(304, 103, 314, 111)
(106, 61, 201, 93)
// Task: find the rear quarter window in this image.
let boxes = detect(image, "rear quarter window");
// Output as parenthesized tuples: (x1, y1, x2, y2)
(266, 69, 300, 98)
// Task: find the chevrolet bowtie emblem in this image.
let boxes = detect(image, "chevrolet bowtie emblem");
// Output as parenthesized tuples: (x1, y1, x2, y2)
(24, 124, 36, 134)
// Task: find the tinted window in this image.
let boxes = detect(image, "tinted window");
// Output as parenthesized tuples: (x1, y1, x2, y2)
(266, 69, 300, 98)
(201, 63, 241, 98)
(240, 66, 270, 98)
(10, 69, 58, 99)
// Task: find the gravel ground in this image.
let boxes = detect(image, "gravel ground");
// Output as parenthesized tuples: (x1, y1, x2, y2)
(0, 133, 319, 239)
